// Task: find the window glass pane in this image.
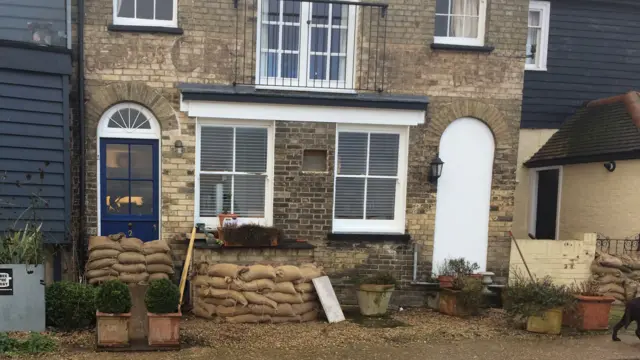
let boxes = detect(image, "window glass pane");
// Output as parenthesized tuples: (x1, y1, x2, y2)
(312, 3, 329, 24)
(334, 177, 364, 219)
(309, 55, 327, 80)
(282, 54, 299, 78)
(156, 0, 173, 20)
(462, 0, 479, 15)
(526, 27, 540, 65)
(200, 174, 232, 216)
(265, 0, 279, 21)
(130, 145, 153, 179)
(434, 15, 448, 36)
(310, 28, 328, 52)
(106, 180, 130, 214)
(234, 175, 266, 217)
(282, 25, 299, 51)
(329, 56, 345, 81)
(117, 0, 135, 18)
(261, 52, 278, 77)
(366, 178, 396, 220)
(131, 181, 153, 215)
(435, 0, 449, 14)
(128, 109, 142, 128)
(106, 144, 129, 178)
(263, 24, 279, 49)
(283, 0, 300, 22)
(337, 132, 367, 175)
(200, 127, 233, 172)
(529, 10, 540, 27)
(235, 128, 268, 173)
(331, 28, 346, 53)
(137, 0, 154, 19)
(110, 110, 127, 128)
(449, 15, 477, 38)
(368, 133, 399, 176)
(332, 4, 347, 26)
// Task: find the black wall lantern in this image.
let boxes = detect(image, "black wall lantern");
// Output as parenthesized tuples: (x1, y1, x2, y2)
(428, 154, 444, 184)
(604, 160, 616, 172)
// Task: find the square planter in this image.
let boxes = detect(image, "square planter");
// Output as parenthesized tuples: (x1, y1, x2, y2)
(526, 308, 563, 335)
(439, 288, 470, 317)
(0, 264, 45, 332)
(147, 312, 181, 347)
(356, 284, 394, 316)
(97, 312, 131, 347)
(563, 295, 615, 331)
(438, 275, 453, 289)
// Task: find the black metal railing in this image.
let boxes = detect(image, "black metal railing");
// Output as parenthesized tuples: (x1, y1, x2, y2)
(233, 0, 388, 92)
(596, 233, 640, 255)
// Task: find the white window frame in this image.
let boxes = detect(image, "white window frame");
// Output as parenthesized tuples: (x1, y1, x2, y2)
(195, 118, 275, 229)
(112, 0, 178, 28)
(526, 1, 550, 71)
(255, 0, 357, 91)
(528, 166, 562, 240)
(332, 124, 409, 234)
(434, 0, 488, 47)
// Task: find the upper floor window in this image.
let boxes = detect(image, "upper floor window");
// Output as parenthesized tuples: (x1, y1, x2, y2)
(526, 1, 550, 71)
(256, 0, 357, 90)
(434, 0, 487, 46)
(113, 0, 177, 27)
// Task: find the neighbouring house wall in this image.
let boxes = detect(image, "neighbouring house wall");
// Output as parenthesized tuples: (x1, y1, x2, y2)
(512, 129, 558, 239)
(509, 233, 597, 286)
(559, 160, 640, 240)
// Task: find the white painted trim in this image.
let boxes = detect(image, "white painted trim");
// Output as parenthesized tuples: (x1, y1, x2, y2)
(181, 100, 426, 126)
(96, 103, 162, 239)
(332, 124, 408, 234)
(112, 0, 178, 28)
(194, 118, 275, 229)
(433, 0, 487, 47)
(66, 0, 72, 49)
(254, 85, 357, 94)
(525, 1, 550, 71)
(98, 102, 162, 139)
(528, 165, 562, 240)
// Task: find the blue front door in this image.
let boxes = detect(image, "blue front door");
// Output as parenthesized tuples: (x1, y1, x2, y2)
(100, 138, 159, 242)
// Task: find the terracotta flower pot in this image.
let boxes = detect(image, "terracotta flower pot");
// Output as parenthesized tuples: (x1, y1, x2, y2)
(438, 275, 454, 289)
(96, 311, 131, 347)
(563, 295, 615, 331)
(356, 284, 394, 316)
(527, 308, 563, 335)
(147, 312, 181, 346)
(439, 288, 462, 316)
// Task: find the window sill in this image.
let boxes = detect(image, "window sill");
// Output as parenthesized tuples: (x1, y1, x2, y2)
(525, 66, 548, 72)
(327, 232, 411, 243)
(430, 43, 495, 53)
(107, 24, 184, 35)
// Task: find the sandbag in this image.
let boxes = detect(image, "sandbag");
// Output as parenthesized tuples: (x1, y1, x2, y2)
(196, 262, 209, 275)
(243, 292, 278, 309)
(300, 292, 318, 302)
(605, 292, 626, 303)
(108, 233, 126, 241)
(86, 268, 119, 278)
(591, 261, 622, 277)
(112, 263, 146, 274)
(209, 288, 248, 306)
(87, 258, 118, 271)
(224, 314, 271, 324)
(216, 305, 251, 317)
(620, 254, 640, 270)
(193, 298, 216, 319)
(599, 283, 625, 295)
(205, 276, 233, 289)
(273, 282, 297, 295)
(88, 236, 123, 252)
(276, 303, 296, 316)
(248, 304, 278, 316)
(120, 237, 143, 252)
(294, 266, 324, 284)
(271, 315, 301, 323)
(118, 252, 146, 264)
(294, 282, 314, 293)
(88, 275, 117, 285)
(596, 251, 624, 268)
(238, 265, 277, 282)
(233, 279, 275, 292)
(192, 276, 212, 287)
(628, 270, 640, 280)
(88, 249, 120, 261)
(145, 253, 173, 266)
(203, 297, 237, 307)
(300, 309, 319, 322)
(195, 286, 211, 298)
(592, 274, 624, 284)
(142, 239, 171, 255)
(275, 265, 302, 283)
(265, 291, 303, 304)
(625, 280, 639, 300)
(149, 273, 170, 281)
(147, 264, 175, 274)
(208, 263, 241, 278)
(119, 272, 149, 284)
(292, 301, 318, 315)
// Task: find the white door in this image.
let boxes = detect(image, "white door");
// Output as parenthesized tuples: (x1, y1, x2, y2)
(432, 118, 495, 273)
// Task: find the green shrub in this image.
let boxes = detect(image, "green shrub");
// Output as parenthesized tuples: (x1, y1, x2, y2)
(438, 258, 480, 277)
(0, 333, 57, 355)
(503, 272, 572, 319)
(45, 281, 97, 330)
(356, 272, 398, 287)
(456, 277, 485, 315)
(145, 279, 180, 314)
(96, 280, 132, 314)
(0, 333, 18, 354)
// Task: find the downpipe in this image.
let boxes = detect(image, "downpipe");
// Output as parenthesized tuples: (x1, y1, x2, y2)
(411, 242, 437, 285)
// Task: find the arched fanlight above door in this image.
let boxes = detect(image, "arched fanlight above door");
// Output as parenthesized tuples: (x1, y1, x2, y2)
(98, 102, 161, 139)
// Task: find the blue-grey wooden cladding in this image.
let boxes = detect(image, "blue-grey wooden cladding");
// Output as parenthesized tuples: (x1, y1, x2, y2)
(0, 0, 68, 47)
(521, 0, 640, 129)
(0, 45, 72, 244)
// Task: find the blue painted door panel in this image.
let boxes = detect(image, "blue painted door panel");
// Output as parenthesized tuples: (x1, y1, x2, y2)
(100, 139, 159, 242)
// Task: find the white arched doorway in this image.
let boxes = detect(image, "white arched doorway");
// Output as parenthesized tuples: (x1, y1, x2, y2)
(432, 117, 495, 272)
(97, 103, 162, 242)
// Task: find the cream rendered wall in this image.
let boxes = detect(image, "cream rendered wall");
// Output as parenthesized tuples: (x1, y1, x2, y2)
(559, 160, 640, 239)
(512, 129, 558, 239)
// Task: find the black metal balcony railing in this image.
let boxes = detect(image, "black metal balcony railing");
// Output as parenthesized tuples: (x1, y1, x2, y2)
(233, 0, 388, 92)
(0, 0, 69, 48)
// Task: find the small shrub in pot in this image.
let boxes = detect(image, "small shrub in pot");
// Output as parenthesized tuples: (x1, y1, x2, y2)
(145, 279, 181, 347)
(96, 280, 132, 348)
(440, 276, 485, 317)
(355, 272, 397, 316)
(564, 280, 614, 331)
(45, 281, 97, 330)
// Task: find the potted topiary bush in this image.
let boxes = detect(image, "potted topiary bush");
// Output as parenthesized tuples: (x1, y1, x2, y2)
(355, 272, 397, 316)
(145, 279, 181, 347)
(436, 258, 480, 288)
(503, 273, 572, 335)
(439, 276, 484, 317)
(563, 280, 615, 331)
(96, 280, 132, 347)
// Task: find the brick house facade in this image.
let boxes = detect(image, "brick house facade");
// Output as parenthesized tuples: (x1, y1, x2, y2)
(77, 0, 528, 306)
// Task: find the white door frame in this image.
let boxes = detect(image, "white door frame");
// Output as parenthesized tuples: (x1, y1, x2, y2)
(528, 165, 563, 240)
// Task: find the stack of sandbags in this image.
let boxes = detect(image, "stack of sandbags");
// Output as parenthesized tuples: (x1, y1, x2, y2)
(86, 235, 122, 284)
(590, 251, 640, 303)
(143, 239, 174, 281)
(191, 263, 324, 323)
(116, 237, 149, 284)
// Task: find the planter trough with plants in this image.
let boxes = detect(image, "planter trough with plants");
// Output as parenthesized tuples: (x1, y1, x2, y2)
(145, 278, 181, 348)
(438, 276, 484, 317)
(563, 280, 615, 331)
(355, 272, 397, 316)
(96, 280, 132, 348)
